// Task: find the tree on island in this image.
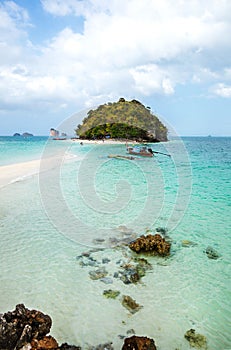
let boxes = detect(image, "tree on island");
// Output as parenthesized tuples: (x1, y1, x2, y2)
(75, 98, 168, 142)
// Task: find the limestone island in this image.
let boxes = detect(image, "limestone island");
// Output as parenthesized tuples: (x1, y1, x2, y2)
(75, 98, 168, 142)
(22, 132, 33, 137)
(13, 132, 34, 137)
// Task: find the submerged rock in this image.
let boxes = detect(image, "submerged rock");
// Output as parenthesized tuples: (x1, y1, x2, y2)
(133, 257, 152, 270)
(122, 336, 157, 350)
(182, 240, 198, 247)
(59, 343, 81, 350)
(121, 295, 143, 314)
(129, 234, 171, 256)
(184, 329, 207, 349)
(88, 342, 114, 350)
(89, 267, 108, 280)
(156, 227, 167, 235)
(100, 277, 113, 284)
(119, 265, 141, 284)
(103, 290, 120, 299)
(205, 246, 221, 259)
(92, 238, 106, 245)
(117, 257, 152, 285)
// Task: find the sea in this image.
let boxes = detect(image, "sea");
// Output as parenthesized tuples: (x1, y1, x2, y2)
(0, 135, 230, 350)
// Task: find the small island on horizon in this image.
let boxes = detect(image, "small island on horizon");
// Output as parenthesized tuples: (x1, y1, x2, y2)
(13, 132, 34, 137)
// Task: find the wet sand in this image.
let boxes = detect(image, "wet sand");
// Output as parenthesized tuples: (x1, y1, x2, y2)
(0, 159, 41, 188)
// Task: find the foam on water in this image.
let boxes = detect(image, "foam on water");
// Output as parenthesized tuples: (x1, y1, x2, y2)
(0, 137, 230, 349)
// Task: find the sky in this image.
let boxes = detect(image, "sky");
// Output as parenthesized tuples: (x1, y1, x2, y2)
(0, 0, 231, 136)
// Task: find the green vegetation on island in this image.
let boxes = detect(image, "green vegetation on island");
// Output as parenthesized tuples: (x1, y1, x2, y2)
(75, 98, 168, 142)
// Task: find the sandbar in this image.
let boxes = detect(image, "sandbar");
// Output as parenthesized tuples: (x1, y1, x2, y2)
(0, 159, 41, 189)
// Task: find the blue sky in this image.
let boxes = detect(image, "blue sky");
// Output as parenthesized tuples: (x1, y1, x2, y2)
(0, 0, 231, 136)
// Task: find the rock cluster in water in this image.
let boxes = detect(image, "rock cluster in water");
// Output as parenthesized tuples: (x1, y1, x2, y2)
(0, 304, 80, 350)
(0, 304, 161, 350)
(129, 234, 171, 256)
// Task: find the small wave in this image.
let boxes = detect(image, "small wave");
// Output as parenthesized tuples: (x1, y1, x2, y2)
(64, 152, 84, 162)
(10, 171, 38, 183)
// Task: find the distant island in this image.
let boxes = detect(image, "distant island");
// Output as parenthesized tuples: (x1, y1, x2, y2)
(75, 98, 168, 142)
(50, 128, 67, 140)
(13, 132, 33, 137)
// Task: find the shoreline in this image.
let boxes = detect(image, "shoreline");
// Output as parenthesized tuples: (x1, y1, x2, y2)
(0, 159, 41, 189)
(0, 155, 64, 189)
(71, 138, 139, 145)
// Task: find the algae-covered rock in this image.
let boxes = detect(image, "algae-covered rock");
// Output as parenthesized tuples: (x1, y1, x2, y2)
(103, 290, 120, 299)
(182, 240, 198, 247)
(184, 329, 207, 349)
(121, 295, 143, 314)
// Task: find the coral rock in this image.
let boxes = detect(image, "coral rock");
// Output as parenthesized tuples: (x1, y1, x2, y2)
(122, 335, 157, 350)
(31, 335, 58, 349)
(0, 304, 52, 350)
(129, 234, 171, 256)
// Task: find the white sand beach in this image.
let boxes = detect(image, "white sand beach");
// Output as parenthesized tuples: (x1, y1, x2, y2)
(0, 155, 63, 189)
(0, 159, 41, 188)
(71, 138, 138, 145)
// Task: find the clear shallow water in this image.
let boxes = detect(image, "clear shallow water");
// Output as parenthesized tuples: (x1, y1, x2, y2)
(0, 137, 230, 349)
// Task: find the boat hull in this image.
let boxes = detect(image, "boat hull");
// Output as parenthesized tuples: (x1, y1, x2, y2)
(127, 149, 153, 157)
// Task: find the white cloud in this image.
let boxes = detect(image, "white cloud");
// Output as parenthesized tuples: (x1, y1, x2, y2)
(1, 0, 231, 117)
(130, 64, 175, 95)
(4, 1, 30, 24)
(41, 0, 86, 16)
(211, 83, 231, 98)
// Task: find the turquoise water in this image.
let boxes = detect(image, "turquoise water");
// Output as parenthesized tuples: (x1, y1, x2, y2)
(0, 136, 48, 165)
(0, 137, 230, 349)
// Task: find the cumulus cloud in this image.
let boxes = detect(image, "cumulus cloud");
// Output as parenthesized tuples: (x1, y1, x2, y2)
(211, 83, 231, 98)
(1, 0, 231, 117)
